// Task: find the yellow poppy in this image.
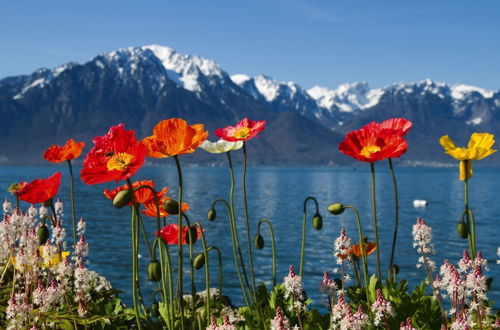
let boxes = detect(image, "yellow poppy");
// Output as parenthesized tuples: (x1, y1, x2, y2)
(439, 133, 496, 180)
(9, 247, 70, 270)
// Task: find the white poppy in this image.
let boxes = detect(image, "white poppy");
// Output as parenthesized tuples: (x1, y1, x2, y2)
(200, 139, 243, 154)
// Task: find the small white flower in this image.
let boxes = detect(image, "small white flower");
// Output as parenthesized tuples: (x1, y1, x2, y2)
(54, 199, 63, 216)
(200, 140, 243, 154)
(3, 199, 12, 214)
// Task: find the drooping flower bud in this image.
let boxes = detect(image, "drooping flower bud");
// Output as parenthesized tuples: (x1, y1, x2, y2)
(163, 199, 179, 214)
(312, 213, 323, 230)
(151, 301, 160, 317)
(254, 234, 264, 249)
(194, 253, 205, 270)
(37, 224, 50, 245)
(112, 189, 133, 208)
(456, 221, 469, 239)
(148, 261, 162, 282)
(327, 202, 345, 215)
(207, 208, 216, 221)
(186, 227, 198, 244)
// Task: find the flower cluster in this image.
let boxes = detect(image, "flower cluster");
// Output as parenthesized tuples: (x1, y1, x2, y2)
(334, 228, 351, 265)
(206, 315, 236, 330)
(270, 307, 291, 330)
(371, 289, 395, 326)
(283, 265, 306, 313)
(331, 294, 369, 329)
(412, 217, 436, 270)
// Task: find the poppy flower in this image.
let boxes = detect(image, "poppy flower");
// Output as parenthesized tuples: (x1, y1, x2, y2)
(439, 133, 496, 180)
(142, 195, 189, 218)
(15, 172, 61, 204)
(199, 139, 243, 154)
(142, 118, 208, 158)
(348, 241, 377, 259)
(339, 128, 408, 163)
(80, 124, 146, 185)
(103, 180, 168, 205)
(7, 182, 27, 194)
(156, 224, 201, 245)
(215, 118, 266, 142)
(363, 118, 413, 136)
(43, 139, 86, 163)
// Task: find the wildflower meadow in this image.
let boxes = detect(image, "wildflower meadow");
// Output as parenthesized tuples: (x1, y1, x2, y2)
(1, 117, 500, 329)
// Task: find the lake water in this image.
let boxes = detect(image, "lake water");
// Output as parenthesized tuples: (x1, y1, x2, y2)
(1, 164, 499, 311)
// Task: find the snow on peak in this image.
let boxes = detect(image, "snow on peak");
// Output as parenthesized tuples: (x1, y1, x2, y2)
(451, 84, 494, 100)
(307, 82, 382, 112)
(253, 75, 282, 102)
(230, 74, 251, 85)
(143, 44, 224, 92)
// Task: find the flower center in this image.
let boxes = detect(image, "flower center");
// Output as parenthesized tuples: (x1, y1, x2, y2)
(106, 152, 134, 171)
(360, 145, 381, 158)
(233, 127, 250, 139)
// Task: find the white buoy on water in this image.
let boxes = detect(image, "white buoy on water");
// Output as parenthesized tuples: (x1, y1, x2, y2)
(413, 200, 428, 208)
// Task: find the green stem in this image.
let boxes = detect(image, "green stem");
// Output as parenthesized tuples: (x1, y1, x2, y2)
(67, 160, 77, 247)
(299, 197, 319, 277)
(181, 213, 197, 322)
(242, 143, 257, 295)
(226, 151, 253, 302)
(173, 155, 185, 329)
(130, 204, 143, 330)
(136, 212, 153, 261)
(211, 198, 251, 305)
(345, 205, 370, 303)
(464, 175, 476, 257)
(242, 143, 265, 327)
(207, 246, 223, 293)
(194, 222, 210, 326)
(370, 162, 381, 280)
(257, 218, 277, 286)
(388, 158, 399, 280)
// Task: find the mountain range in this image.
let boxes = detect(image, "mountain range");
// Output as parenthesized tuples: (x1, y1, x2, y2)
(1, 44, 500, 166)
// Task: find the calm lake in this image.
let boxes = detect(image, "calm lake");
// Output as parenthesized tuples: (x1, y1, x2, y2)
(1, 165, 499, 310)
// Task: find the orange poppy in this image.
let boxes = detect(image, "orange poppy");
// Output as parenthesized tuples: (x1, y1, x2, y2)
(141, 195, 189, 218)
(339, 127, 408, 163)
(348, 241, 377, 259)
(15, 173, 61, 204)
(142, 118, 208, 158)
(103, 180, 168, 205)
(43, 139, 85, 163)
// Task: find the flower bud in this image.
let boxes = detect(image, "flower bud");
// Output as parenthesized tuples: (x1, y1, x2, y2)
(148, 261, 162, 282)
(207, 208, 216, 221)
(37, 224, 50, 245)
(112, 190, 133, 209)
(327, 202, 345, 215)
(194, 253, 205, 270)
(186, 227, 198, 245)
(312, 213, 323, 230)
(151, 301, 160, 317)
(456, 222, 469, 239)
(254, 234, 264, 249)
(163, 199, 179, 215)
(43, 198, 53, 207)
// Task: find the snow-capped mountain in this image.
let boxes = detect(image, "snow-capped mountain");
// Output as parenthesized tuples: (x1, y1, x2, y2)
(1, 44, 500, 165)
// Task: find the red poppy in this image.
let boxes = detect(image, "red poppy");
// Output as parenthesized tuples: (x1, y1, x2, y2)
(348, 241, 377, 258)
(80, 124, 146, 185)
(15, 173, 61, 204)
(156, 224, 201, 245)
(214, 118, 266, 142)
(103, 180, 168, 205)
(339, 128, 408, 162)
(141, 195, 189, 218)
(43, 139, 86, 163)
(362, 118, 412, 136)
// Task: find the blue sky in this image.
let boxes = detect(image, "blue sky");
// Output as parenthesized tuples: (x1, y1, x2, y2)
(1, 0, 499, 90)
